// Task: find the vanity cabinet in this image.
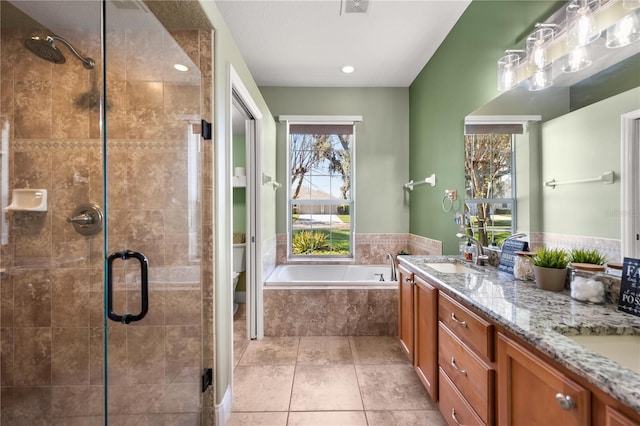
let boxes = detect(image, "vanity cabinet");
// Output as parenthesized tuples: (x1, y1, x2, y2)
(438, 292, 495, 426)
(398, 265, 439, 400)
(398, 265, 414, 360)
(400, 262, 640, 426)
(414, 274, 438, 401)
(497, 333, 590, 426)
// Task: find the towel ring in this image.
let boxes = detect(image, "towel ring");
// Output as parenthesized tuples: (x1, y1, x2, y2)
(442, 195, 453, 213)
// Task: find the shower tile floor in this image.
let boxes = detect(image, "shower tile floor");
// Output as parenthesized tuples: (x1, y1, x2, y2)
(229, 305, 447, 426)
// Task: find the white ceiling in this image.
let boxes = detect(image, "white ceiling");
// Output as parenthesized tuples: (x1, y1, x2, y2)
(215, 0, 471, 87)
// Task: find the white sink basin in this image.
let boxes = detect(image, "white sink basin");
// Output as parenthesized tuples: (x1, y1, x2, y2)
(424, 262, 478, 274)
(566, 335, 640, 373)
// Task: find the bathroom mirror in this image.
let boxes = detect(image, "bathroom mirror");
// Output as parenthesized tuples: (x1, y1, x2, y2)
(466, 45, 640, 260)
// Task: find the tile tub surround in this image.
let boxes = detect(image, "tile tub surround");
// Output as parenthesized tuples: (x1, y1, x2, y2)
(398, 255, 640, 414)
(263, 288, 397, 336)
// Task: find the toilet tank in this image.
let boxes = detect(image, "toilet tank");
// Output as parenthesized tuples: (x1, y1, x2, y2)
(233, 243, 246, 272)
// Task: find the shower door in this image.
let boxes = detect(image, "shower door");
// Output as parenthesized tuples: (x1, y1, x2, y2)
(0, 1, 210, 424)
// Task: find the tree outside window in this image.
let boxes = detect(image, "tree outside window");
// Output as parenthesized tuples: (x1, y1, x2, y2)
(464, 133, 515, 247)
(288, 123, 354, 257)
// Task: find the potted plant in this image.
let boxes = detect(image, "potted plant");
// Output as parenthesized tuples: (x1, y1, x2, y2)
(569, 248, 607, 272)
(532, 248, 570, 291)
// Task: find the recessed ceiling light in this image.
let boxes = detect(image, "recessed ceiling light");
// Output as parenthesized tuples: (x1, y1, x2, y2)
(341, 65, 355, 74)
(174, 63, 189, 72)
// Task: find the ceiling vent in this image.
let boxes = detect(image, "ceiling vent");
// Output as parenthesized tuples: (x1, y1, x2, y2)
(342, 0, 370, 14)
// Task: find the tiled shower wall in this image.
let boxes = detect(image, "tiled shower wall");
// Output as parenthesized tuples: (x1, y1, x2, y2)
(0, 22, 213, 426)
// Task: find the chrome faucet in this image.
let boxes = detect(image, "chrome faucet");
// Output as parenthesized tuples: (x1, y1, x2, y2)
(500, 232, 527, 249)
(456, 233, 489, 266)
(386, 253, 397, 281)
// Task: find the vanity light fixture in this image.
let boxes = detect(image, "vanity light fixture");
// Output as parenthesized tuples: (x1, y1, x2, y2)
(605, 9, 640, 48)
(562, 44, 592, 72)
(527, 24, 555, 70)
(341, 65, 355, 74)
(496, 0, 640, 92)
(497, 50, 524, 91)
(526, 24, 555, 90)
(566, 0, 601, 48)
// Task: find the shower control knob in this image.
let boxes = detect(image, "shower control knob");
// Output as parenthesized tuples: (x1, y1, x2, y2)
(67, 213, 94, 225)
(67, 203, 103, 236)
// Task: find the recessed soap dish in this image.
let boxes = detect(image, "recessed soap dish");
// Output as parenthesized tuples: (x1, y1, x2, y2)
(5, 189, 48, 211)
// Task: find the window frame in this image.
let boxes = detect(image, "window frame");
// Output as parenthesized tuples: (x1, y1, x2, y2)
(280, 115, 362, 260)
(464, 132, 517, 242)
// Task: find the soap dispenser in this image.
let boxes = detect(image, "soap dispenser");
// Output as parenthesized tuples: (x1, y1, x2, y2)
(464, 242, 473, 261)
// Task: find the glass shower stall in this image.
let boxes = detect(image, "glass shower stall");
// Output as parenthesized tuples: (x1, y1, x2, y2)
(0, 0, 214, 424)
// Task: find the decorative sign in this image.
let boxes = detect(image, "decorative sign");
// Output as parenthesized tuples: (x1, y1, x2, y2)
(497, 239, 529, 274)
(618, 257, 640, 317)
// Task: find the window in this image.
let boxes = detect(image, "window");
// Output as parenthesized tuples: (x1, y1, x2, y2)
(464, 130, 516, 246)
(284, 119, 357, 257)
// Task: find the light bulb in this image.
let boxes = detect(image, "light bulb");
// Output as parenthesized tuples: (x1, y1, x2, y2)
(606, 12, 640, 48)
(497, 53, 520, 91)
(563, 45, 592, 72)
(529, 67, 552, 91)
(526, 26, 554, 70)
(531, 42, 547, 69)
(566, 1, 601, 47)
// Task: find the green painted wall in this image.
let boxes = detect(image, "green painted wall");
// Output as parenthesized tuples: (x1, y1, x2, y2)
(409, 0, 563, 254)
(198, 0, 278, 405)
(259, 87, 410, 234)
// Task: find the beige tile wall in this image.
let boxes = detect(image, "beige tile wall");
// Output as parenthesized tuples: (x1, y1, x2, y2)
(0, 23, 214, 426)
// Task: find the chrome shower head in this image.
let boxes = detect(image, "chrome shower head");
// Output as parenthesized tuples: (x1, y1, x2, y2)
(24, 35, 95, 69)
(24, 36, 66, 64)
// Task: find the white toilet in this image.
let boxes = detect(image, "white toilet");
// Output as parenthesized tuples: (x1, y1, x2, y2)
(232, 243, 246, 315)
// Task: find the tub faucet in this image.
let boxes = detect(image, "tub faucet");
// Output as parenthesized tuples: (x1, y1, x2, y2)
(386, 253, 397, 281)
(455, 233, 489, 266)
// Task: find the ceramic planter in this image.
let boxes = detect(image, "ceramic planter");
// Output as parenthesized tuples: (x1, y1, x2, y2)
(533, 265, 567, 292)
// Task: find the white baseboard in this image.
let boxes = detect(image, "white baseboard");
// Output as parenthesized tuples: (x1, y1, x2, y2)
(215, 385, 232, 426)
(234, 291, 246, 304)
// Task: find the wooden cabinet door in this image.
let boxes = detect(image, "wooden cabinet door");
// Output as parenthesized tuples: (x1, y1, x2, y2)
(498, 333, 590, 426)
(398, 265, 414, 360)
(414, 275, 438, 401)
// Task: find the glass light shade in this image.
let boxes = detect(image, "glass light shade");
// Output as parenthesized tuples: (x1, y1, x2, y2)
(526, 27, 554, 70)
(606, 12, 640, 48)
(562, 45, 592, 72)
(528, 66, 553, 91)
(566, 0, 601, 48)
(497, 53, 520, 91)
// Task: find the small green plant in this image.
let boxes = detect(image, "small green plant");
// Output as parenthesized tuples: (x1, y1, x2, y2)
(569, 248, 607, 265)
(533, 248, 570, 269)
(292, 230, 329, 254)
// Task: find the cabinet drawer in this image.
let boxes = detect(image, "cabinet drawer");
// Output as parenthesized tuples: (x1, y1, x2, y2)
(439, 322, 494, 424)
(439, 367, 485, 426)
(439, 292, 494, 361)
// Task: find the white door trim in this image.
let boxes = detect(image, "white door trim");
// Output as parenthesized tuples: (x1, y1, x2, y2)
(620, 109, 640, 258)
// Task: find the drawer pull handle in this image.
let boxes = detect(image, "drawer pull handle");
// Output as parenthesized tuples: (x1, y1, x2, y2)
(451, 408, 465, 426)
(451, 357, 468, 376)
(451, 312, 467, 327)
(555, 393, 576, 411)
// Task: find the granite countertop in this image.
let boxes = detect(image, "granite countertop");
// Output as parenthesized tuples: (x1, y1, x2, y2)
(398, 255, 640, 414)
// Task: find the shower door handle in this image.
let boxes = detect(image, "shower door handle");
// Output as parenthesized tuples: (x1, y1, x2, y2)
(107, 250, 149, 324)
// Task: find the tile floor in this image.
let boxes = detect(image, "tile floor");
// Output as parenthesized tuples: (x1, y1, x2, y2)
(228, 305, 447, 426)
